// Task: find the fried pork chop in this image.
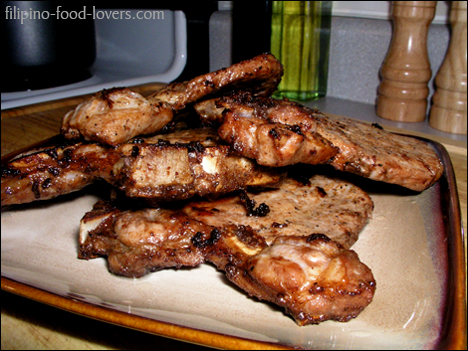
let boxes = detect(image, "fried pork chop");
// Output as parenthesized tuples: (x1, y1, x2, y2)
(62, 54, 283, 146)
(195, 93, 444, 191)
(184, 173, 373, 249)
(1, 128, 283, 206)
(79, 200, 376, 325)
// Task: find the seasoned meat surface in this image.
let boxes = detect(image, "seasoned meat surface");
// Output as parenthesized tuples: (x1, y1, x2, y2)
(61, 88, 173, 147)
(314, 114, 444, 191)
(62, 54, 283, 146)
(195, 93, 444, 191)
(113, 128, 284, 202)
(196, 93, 338, 167)
(184, 173, 373, 249)
(205, 233, 376, 325)
(1, 143, 114, 206)
(79, 201, 376, 324)
(149, 53, 283, 110)
(79, 201, 214, 277)
(2, 128, 283, 206)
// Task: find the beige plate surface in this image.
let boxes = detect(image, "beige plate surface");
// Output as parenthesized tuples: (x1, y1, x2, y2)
(1, 138, 466, 350)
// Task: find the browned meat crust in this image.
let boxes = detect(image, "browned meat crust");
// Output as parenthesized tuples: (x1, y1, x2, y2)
(184, 174, 374, 249)
(1, 143, 113, 206)
(148, 53, 284, 110)
(79, 200, 376, 325)
(195, 92, 338, 167)
(61, 54, 283, 146)
(195, 93, 444, 191)
(2, 128, 284, 206)
(314, 114, 444, 191)
(205, 232, 376, 325)
(61, 88, 173, 147)
(112, 128, 284, 202)
(78, 201, 214, 277)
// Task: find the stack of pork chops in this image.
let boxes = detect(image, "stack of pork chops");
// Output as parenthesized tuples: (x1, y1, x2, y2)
(1, 54, 444, 326)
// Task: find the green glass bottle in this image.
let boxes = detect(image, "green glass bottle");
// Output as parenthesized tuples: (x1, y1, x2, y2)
(271, 1, 332, 101)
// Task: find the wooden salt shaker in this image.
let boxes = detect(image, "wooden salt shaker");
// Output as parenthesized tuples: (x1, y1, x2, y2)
(429, 1, 467, 135)
(377, 1, 437, 122)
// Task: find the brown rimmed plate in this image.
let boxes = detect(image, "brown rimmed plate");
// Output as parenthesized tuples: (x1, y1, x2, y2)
(1, 137, 466, 350)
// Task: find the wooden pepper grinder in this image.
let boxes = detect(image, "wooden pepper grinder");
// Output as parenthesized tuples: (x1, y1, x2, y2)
(377, 1, 437, 122)
(429, 1, 467, 134)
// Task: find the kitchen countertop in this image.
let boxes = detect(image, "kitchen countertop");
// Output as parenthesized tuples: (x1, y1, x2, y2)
(1, 92, 466, 350)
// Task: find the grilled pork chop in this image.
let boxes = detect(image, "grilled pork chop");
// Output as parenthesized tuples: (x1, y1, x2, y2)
(1, 128, 283, 206)
(196, 93, 338, 167)
(61, 87, 173, 147)
(205, 232, 376, 325)
(195, 93, 444, 191)
(113, 128, 284, 202)
(184, 173, 373, 249)
(62, 54, 283, 146)
(79, 200, 214, 276)
(1, 143, 112, 206)
(79, 200, 376, 325)
(150, 53, 283, 110)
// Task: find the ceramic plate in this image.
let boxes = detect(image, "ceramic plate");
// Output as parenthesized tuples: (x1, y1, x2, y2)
(1, 138, 466, 350)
